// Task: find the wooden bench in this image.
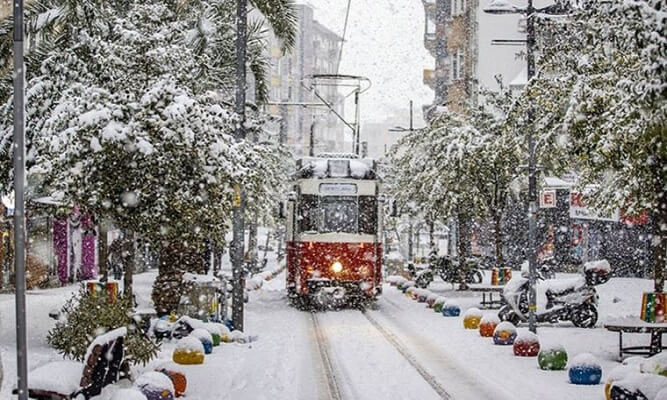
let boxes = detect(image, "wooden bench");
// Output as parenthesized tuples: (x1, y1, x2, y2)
(15, 327, 126, 400)
(468, 285, 506, 309)
(605, 319, 667, 360)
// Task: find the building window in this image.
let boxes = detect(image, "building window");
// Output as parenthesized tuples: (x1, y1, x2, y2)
(450, 49, 465, 81)
(451, 0, 466, 16)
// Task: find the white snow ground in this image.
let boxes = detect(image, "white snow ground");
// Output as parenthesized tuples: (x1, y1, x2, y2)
(0, 250, 660, 399)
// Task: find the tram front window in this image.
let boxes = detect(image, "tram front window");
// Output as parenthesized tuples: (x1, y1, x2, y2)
(321, 197, 358, 233)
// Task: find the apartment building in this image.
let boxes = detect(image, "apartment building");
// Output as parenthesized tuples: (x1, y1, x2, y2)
(422, 0, 478, 119)
(265, 4, 345, 156)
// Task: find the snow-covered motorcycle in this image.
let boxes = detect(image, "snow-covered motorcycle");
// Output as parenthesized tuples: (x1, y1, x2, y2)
(498, 260, 611, 328)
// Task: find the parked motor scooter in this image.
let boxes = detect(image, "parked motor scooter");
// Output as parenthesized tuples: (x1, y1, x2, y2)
(498, 260, 611, 328)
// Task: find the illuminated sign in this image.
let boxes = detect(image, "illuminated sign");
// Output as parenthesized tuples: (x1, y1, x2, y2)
(540, 190, 557, 208)
(319, 183, 357, 195)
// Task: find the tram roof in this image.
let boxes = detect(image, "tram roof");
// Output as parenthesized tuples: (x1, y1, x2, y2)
(295, 155, 377, 180)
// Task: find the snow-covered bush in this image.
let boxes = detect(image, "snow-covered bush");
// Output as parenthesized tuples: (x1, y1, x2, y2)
(47, 286, 158, 366)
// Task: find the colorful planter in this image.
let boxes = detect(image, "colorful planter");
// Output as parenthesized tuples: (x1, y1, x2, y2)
(173, 337, 205, 365)
(190, 329, 214, 354)
(640, 292, 666, 323)
(137, 371, 175, 400)
(433, 297, 447, 313)
(491, 267, 512, 286)
(479, 314, 501, 337)
(442, 301, 461, 317)
(426, 294, 439, 308)
(463, 308, 483, 329)
(513, 332, 540, 357)
(158, 369, 187, 397)
(569, 353, 602, 385)
(493, 321, 517, 345)
(538, 345, 568, 370)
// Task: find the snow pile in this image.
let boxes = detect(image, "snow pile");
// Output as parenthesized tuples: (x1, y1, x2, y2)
(433, 297, 447, 306)
(110, 388, 147, 400)
(246, 276, 264, 291)
(640, 353, 667, 376)
(183, 273, 221, 284)
(204, 322, 222, 336)
(29, 360, 83, 394)
(583, 259, 610, 273)
(514, 331, 539, 345)
(657, 388, 667, 400)
(493, 321, 517, 335)
(175, 336, 204, 353)
(480, 313, 501, 324)
(83, 326, 127, 362)
(136, 371, 175, 394)
(540, 342, 565, 352)
(463, 307, 483, 318)
(569, 353, 600, 369)
(613, 371, 667, 399)
(190, 328, 213, 343)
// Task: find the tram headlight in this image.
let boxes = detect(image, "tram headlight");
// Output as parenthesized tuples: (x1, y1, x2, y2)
(331, 261, 343, 273)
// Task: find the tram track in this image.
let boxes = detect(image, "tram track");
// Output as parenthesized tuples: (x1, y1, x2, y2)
(360, 309, 453, 400)
(310, 312, 344, 400)
(310, 307, 452, 400)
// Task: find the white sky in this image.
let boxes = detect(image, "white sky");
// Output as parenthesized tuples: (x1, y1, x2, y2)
(304, 0, 434, 126)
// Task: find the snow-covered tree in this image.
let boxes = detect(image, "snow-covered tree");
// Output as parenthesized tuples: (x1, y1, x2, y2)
(526, 0, 666, 290)
(0, 0, 296, 313)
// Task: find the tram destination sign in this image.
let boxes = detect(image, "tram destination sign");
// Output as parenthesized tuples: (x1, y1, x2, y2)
(319, 183, 357, 195)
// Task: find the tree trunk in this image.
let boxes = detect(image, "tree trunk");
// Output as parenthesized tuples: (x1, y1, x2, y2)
(248, 215, 258, 273)
(457, 212, 469, 290)
(494, 210, 505, 269)
(152, 241, 206, 316)
(428, 219, 436, 260)
(122, 231, 135, 301)
(98, 221, 108, 282)
(654, 177, 667, 293)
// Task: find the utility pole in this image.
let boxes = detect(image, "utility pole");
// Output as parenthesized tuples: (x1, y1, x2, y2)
(483, 0, 567, 333)
(13, 0, 28, 398)
(231, 0, 248, 332)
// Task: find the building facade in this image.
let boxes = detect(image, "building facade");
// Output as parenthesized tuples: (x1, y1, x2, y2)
(265, 4, 345, 156)
(422, 0, 478, 119)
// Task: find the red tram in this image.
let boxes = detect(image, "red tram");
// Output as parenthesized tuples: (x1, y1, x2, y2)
(284, 154, 384, 307)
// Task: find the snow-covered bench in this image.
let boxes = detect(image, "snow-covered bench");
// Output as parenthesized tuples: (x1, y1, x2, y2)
(14, 327, 126, 400)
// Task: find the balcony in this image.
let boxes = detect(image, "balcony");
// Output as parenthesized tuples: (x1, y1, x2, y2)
(423, 69, 436, 90)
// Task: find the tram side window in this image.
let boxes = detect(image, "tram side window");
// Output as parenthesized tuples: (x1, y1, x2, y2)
(298, 195, 319, 233)
(359, 196, 377, 234)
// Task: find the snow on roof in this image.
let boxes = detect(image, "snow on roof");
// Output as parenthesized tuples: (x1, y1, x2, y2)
(510, 65, 527, 89)
(543, 176, 575, 189)
(29, 360, 83, 394)
(296, 156, 377, 180)
(183, 272, 221, 285)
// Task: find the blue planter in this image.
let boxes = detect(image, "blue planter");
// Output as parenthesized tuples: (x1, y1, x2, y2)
(569, 365, 602, 385)
(442, 305, 461, 317)
(201, 340, 213, 354)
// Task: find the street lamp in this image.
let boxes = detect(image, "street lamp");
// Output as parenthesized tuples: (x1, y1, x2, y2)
(483, 0, 569, 334)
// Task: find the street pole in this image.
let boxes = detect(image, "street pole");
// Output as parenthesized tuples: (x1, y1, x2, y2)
(13, 0, 29, 398)
(353, 89, 360, 155)
(409, 100, 413, 131)
(231, 0, 247, 332)
(525, 0, 538, 335)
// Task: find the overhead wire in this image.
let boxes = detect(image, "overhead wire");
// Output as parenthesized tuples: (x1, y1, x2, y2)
(335, 0, 352, 74)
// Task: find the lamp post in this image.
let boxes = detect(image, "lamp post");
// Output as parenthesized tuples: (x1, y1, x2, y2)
(13, 0, 28, 398)
(483, 0, 569, 333)
(231, 0, 248, 332)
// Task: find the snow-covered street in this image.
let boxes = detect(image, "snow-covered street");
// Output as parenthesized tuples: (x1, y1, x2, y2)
(1, 261, 661, 400)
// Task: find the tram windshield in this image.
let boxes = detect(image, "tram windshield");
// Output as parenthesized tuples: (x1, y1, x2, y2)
(298, 195, 377, 234)
(321, 196, 358, 233)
